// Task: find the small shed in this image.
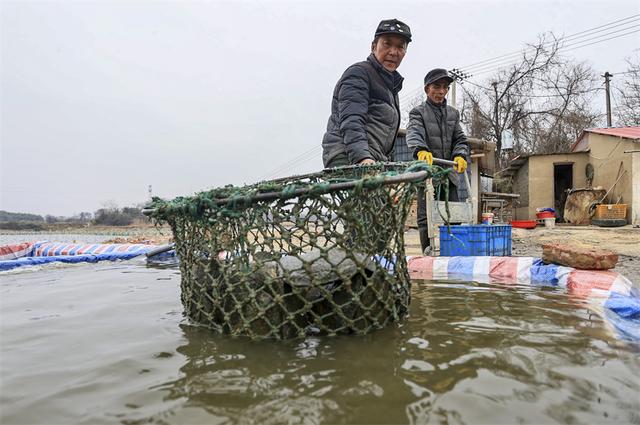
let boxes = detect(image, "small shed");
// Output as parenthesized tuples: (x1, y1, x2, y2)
(502, 152, 590, 221)
(572, 127, 640, 224)
(503, 126, 640, 224)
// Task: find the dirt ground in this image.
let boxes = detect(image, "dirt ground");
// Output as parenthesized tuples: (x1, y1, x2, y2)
(511, 225, 640, 284)
(405, 224, 640, 284)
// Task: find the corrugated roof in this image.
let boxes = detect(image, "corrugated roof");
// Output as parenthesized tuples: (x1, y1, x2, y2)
(571, 126, 640, 151)
(584, 126, 640, 139)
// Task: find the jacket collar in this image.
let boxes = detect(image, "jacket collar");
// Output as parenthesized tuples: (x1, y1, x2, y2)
(426, 97, 447, 109)
(367, 54, 404, 93)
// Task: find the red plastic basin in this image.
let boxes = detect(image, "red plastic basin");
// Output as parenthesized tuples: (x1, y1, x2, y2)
(536, 211, 555, 219)
(511, 220, 537, 229)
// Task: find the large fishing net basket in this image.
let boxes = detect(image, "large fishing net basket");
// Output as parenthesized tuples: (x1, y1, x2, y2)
(147, 162, 448, 339)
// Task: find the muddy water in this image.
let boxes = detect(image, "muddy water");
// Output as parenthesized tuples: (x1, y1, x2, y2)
(1, 261, 639, 424)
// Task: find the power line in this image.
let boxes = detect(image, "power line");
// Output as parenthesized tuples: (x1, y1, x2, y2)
(463, 20, 639, 74)
(459, 79, 490, 91)
(461, 81, 602, 97)
(461, 14, 639, 70)
(261, 145, 321, 180)
(399, 85, 426, 107)
(528, 88, 603, 98)
(265, 147, 325, 179)
(460, 14, 639, 72)
(470, 28, 640, 77)
(285, 149, 326, 174)
(465, 24, 640, 75)
(610, 69, 636, 75)
(262, 145, 321, 180)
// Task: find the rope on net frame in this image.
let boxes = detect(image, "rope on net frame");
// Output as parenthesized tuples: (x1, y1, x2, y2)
(144, 162, 453, 339)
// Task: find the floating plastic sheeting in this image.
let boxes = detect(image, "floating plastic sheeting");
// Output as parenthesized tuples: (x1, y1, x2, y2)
(0, 242, 34, 261)
(0, 242, 155, 271)
(408, 256, 640, 341)
(32, 242, 153, 257)
(145, 249, 179, 267)
(0, 251, 151, 271)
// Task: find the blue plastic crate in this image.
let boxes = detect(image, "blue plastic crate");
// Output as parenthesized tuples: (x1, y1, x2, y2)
(439, 224, 512, 256)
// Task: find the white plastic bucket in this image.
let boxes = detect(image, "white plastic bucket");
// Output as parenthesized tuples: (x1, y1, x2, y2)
(544, 218, 555, 228)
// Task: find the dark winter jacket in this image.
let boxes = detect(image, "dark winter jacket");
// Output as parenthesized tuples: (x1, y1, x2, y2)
(322, 54, 403, 167)
(406, 98, 469, 186)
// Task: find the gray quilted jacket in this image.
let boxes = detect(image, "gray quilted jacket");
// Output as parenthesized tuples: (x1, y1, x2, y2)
(322, 54, 403, 167)
(406, 98, 469, 186)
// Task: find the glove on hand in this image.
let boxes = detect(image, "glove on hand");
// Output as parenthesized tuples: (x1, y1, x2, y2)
(453, 156, 467, 173)
(417, 150, 433, 165)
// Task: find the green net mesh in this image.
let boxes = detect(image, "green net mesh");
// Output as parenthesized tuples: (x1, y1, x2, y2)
(147, 162, 451, 339)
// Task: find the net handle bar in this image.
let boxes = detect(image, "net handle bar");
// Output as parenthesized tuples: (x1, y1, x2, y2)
(142, 169, 429, 215)
(265, 160, 454, 185)
(432, 158, 455, 166)
(432, 158, 472, 192)
(270, 158, 453, 177)
(267, 161, 424, 185)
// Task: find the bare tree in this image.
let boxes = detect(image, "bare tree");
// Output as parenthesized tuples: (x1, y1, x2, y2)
(513, 61, 599, 154)
(465, 95, 493, 141)
(615, 50, 640, 126)
(461, 32, 599, 165)
(400, 90, 425, 128)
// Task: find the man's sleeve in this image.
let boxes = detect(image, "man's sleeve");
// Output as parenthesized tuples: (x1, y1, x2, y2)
(451, 110, 469, 159)
(406, 107, 428, 159)
(338, 65, 372, 164)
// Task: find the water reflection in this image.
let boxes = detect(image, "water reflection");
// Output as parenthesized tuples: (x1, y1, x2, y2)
(402, 281, 640, 424)
(149, 280, 640, 424)
(159, 324, 346, 424)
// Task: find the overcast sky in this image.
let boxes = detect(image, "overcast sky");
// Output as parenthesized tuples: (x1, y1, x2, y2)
(1, 0, 638, 216)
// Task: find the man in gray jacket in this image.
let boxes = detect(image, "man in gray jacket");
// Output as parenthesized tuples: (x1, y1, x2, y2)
(322, 19, 411, 167)
(406, 68, 469, 253)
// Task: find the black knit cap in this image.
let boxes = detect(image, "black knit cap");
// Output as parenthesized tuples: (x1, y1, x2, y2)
(424, 68, 454, 86)
(374, 19, 412, 42)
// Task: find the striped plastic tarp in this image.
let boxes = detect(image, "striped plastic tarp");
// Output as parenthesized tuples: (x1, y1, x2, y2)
(407, 256, 633, 295)
(33, 242, 151, 257)
(408, 256, 640, 341)
(0, 242, 155, 271)
(0, 243, 34, 261)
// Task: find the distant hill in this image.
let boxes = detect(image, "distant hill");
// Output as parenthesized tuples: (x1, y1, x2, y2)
(0, 210, 45, 222)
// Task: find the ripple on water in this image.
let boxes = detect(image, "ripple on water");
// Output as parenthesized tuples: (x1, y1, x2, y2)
(1, 265, 639, 424)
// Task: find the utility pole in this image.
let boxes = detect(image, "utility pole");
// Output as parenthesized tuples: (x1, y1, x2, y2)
(492, 81, 499, 136)
(603, 71, 613, 127)
(451, 80, 457, 108)
(449, 68, 471, 110)
(491, 81, 502, 166)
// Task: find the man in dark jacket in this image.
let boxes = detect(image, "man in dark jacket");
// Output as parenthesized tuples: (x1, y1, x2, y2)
(322, 19, 411, 167)
(406, 68, 469, 253)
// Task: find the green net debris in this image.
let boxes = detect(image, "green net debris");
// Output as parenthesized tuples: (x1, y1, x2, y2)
(147, 162, 451, 339)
